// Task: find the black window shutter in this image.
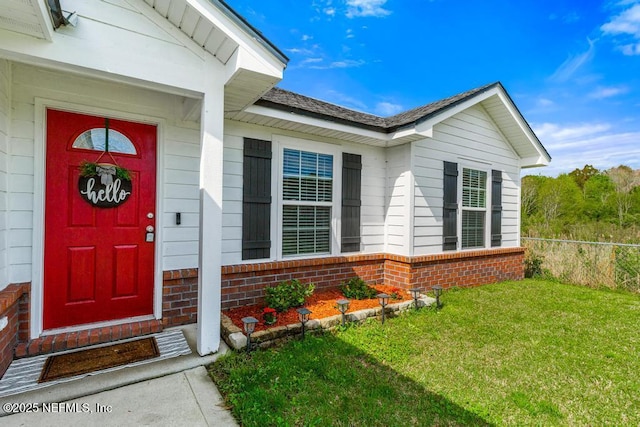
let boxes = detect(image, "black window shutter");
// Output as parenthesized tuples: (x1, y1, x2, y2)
(443, 161, 458, 251)
(341, 153, 362, 253)
(242, 138, 272, 260)
(491, 169, 503, 247)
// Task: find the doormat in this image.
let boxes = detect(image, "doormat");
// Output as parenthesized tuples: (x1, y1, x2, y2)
(38, 337, 160, 383)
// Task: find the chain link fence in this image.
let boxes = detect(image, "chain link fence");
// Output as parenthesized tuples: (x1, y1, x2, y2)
(522, 237, 640, 292)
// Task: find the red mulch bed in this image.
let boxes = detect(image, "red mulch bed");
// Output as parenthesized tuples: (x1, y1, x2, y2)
(224, 285, 405, 333)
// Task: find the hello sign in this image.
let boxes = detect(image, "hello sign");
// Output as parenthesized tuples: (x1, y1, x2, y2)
(78, 164, 132, 208)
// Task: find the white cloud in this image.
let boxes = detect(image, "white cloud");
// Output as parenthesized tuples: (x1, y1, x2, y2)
(601, 4, 640, 36)
(346, 0, 391, 18)
(534, 122, 611, 143)
(324, 7, 336, 16)
(588, 86, 629, 99)
(346, 29, 355, 39)
(375, 102, 404, 116)
(548, 39, 595, 82)
(299, 57, 324, 66)
(530, 121, 640, 176)
(309, 59, 365, 69)
(601, 3, 640, 55)
(537, 98, 555, 107)
(286, 48, 316, 55)
(301, 34, 314, 41)
(621, 42, 640, 54)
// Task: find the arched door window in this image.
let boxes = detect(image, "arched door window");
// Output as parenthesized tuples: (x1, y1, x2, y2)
(72, 128, 137, 155)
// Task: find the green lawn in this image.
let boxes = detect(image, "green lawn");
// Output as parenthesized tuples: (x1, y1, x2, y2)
(209, 280, 640, 426)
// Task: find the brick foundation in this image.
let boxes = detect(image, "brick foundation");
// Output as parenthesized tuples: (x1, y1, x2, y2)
(0, 283, 30, 378)
(386, 248, 525, 289)
(221, 248, 525, 309)
(221, 254, 386, 310)
(162, 268, 199, 327)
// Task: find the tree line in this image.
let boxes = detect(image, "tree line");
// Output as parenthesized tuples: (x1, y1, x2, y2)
(522, 165, 640, 242)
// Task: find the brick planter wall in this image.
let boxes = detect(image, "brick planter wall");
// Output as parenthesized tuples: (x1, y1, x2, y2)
(221, 255, 386, 310)
(386, 248, 526, 290)
(0, 283, 30, 378)
(162, 268, 199, 327)
(410, 248, 525, 289)
(220, 248, 525, 309)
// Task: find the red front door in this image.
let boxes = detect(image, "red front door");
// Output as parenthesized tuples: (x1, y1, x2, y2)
(43, 109, 157, 330)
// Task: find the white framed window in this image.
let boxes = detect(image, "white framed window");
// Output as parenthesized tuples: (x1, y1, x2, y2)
(461, 167, 487, 249)
(281, 148, 334, 256)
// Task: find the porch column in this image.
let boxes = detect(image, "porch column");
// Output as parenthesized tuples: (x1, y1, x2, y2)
(197, 55, 224, 355)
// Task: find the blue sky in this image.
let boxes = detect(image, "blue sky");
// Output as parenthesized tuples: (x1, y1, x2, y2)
(225, 0, 640, 176)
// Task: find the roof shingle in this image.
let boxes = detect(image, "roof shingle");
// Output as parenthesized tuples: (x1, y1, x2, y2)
(256, 82, 501, 133)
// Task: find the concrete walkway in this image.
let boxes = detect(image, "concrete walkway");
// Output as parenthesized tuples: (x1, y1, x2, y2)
(0, 326, 238, 426)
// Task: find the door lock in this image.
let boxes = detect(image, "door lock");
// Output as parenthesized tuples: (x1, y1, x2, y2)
(145, 225, 154, 242)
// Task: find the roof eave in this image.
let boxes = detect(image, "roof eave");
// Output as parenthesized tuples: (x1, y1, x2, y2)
(211, 0, 289, 66)
(241, 104, 430, 146)
(254, 99, 387, 133)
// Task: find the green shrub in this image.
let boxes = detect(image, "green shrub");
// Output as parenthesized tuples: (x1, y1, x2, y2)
(264, 279, 315, 313)
(340, 277, 378, 300)
(524, 251, 544, 278)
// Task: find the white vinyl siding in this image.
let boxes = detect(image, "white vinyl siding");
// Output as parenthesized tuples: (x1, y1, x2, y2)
(221, 133, 244, 265)
(0, 59, 9, 290)
(412, 104, 520, 255)
(222, 122, 387, 265)
(9, 63, 202, 282)
(385, 144, 411, 256)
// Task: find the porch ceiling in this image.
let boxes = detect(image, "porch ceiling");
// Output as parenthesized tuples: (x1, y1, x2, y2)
(144, 0, 238, 65)
(144, 0, 286, 115)
(1, 1, 286, 119)
(0, 0, 52, 40)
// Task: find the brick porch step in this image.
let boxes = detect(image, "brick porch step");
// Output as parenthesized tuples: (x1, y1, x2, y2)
(15, 319, 163, 358)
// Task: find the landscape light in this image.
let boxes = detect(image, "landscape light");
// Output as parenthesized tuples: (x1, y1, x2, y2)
(296, 307, 311, 339)
(241, 316, 259, 352)
(377, 293, 390, 324)
(409, 288, 421, 309)
(432, 285, 443, 309)
(336, 299, 350, 326)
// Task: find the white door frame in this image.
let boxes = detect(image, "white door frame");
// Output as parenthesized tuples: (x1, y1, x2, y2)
(32, 97, 166, 338)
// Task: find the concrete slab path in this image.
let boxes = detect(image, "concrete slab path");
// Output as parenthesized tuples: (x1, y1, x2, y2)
(0, 326, 239, 426)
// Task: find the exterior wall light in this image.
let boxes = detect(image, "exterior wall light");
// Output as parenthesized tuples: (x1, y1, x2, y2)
(432, 285, 443, 309)
(296, 307, 311, 339)
(336, 299, 350, 326)
(409, 288, 421, 309)
(377, 293, 390, 324)
(241, 316, 259, 352)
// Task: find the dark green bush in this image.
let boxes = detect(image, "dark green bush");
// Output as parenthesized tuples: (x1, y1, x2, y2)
(524, 251, 544, 278)
(264, 279, 315, 313)
(340, 277, 378, 300)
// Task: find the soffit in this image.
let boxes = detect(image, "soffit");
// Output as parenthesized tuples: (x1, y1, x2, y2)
(0, 0, 51, 40)
(144, 0, 238, 64)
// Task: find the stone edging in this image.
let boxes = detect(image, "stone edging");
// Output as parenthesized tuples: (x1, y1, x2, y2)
(221, 294, 437, 351)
